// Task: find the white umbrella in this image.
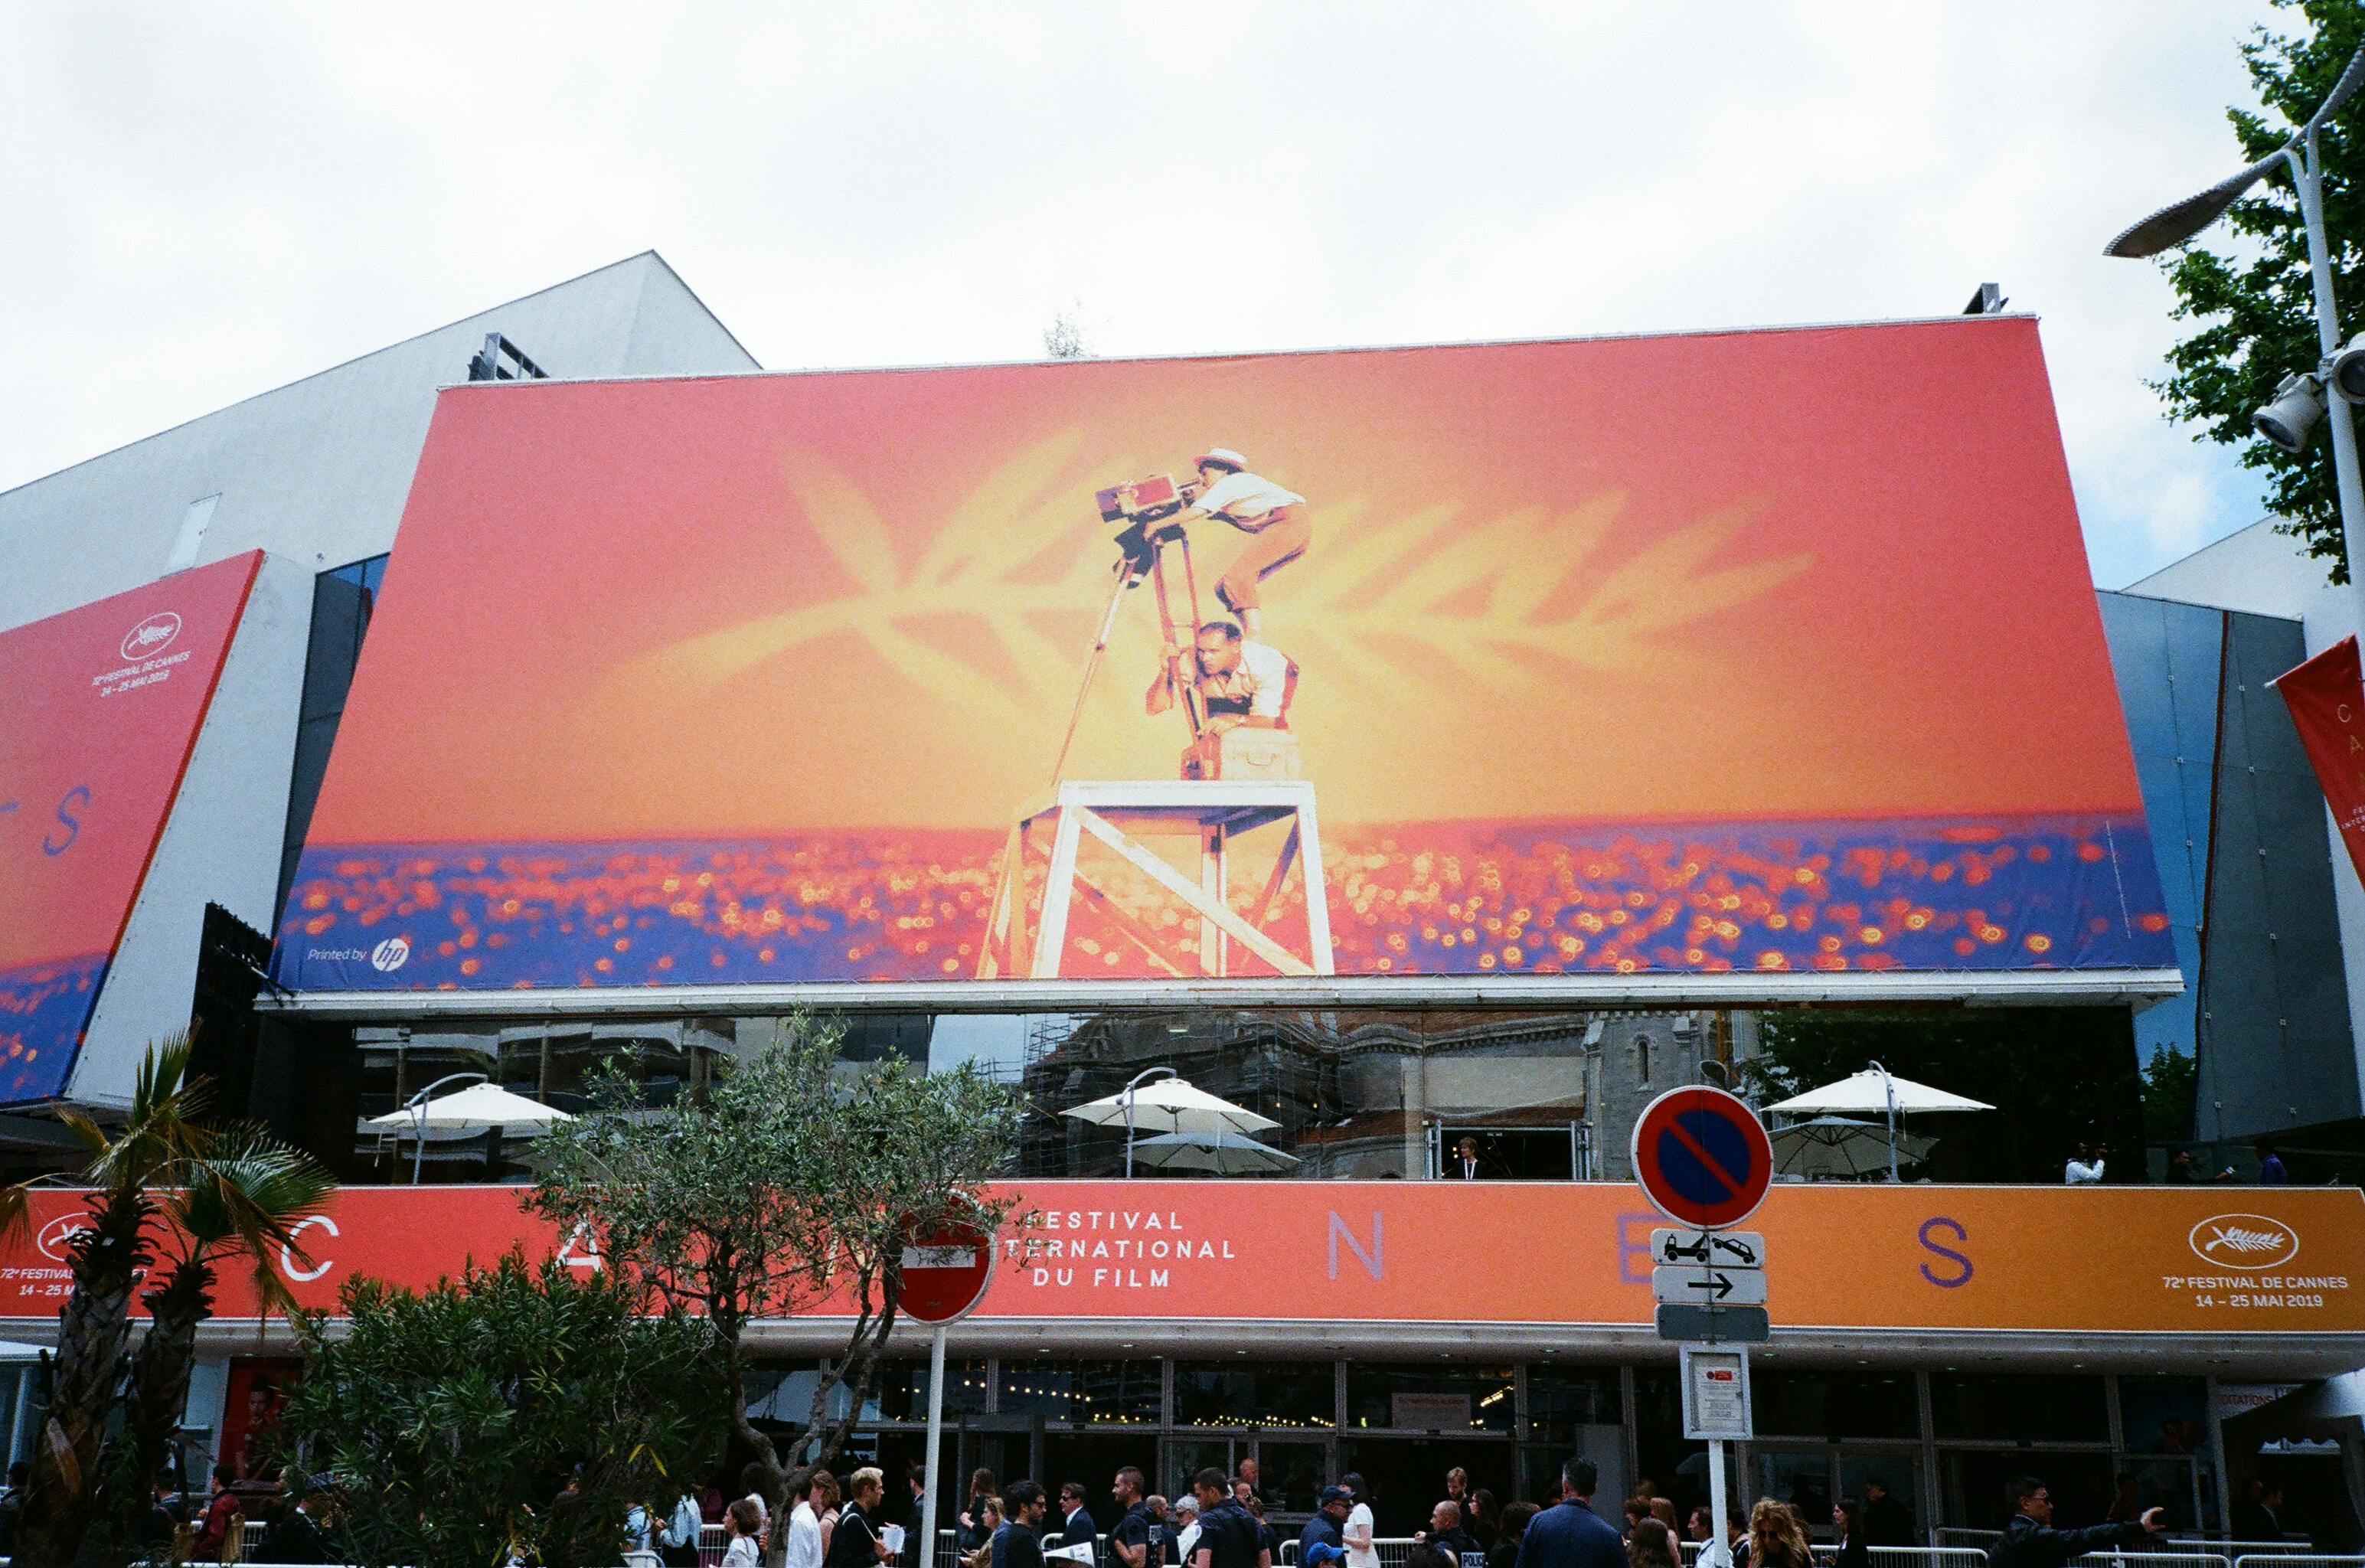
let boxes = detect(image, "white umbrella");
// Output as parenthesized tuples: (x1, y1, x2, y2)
(370, 1080, 572, 1183)
(1127, 1130, 1300, 1175)
(1062, 1072, 1279, 1178)
(367, 1081, 573, 1132)
(1764, 1068, 1994, 1116)
(1764, 1063, 1989, 1182)
(1770, 1117, 1935, 1181)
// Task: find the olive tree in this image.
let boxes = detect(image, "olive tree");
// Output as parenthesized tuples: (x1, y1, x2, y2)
(529, 1017, 1020, 1553)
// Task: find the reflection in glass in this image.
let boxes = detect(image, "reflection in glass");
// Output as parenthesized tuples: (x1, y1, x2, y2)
(1174, 1361, 1337, 1429)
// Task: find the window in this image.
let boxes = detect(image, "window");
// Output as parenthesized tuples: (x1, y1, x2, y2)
(1636, 1035, 1651, 1086)
(1174, 1361, 1335, 1429)
(1752, 1370, 1919, 1440)
(1930, 1373, 2107, 1442)
(1346, 1364, 1513, 1432)
(866, 1359, 991, 1421)
(997, 1361, 1161, 1425)
(1524, 1366, 1622, 1443)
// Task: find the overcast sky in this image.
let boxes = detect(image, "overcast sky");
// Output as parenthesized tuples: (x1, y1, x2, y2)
(0, 3, 2310, 589)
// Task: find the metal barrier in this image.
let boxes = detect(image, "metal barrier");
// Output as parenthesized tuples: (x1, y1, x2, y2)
(1939, 1531, 2004, 1550)
(1870, 1549, 1989, 1568)
(2231, 1557, 2364, 1568)
(1284, 1537, 1421, 1568)
(2077, 1553, 2232, 1568)
(2200, 1547, 2327, 1559)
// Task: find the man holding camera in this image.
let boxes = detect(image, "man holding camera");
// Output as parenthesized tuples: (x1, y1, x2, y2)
(1174, 448, 1308, 639)
(1147, 621, 1297, 732)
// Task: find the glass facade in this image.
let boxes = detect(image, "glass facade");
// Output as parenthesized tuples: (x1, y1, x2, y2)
(773, 1357, 2221, 1542)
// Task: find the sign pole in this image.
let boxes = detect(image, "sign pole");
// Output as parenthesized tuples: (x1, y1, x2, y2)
(1704, 1439, 1730, 1568)
(920, 1323, 947, 1568)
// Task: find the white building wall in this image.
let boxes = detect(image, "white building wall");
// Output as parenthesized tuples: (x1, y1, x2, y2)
(2120, 518, 2365, 1110)
(2, 252, 760, 1112)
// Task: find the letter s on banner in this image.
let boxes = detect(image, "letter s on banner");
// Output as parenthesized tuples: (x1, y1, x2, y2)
(280, 1215, 339, 1284)
(1918, 1216, 1972, 1288)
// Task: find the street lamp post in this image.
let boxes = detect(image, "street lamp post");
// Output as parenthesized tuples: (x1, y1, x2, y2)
(1868, 1059, 1900, 1184)
(2105, 44, 2365, 616)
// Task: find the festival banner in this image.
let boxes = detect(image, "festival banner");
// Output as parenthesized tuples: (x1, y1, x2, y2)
(2272, 633, 2365, 890)
(0, 1181, 2355, 1338)
(274, 322, 2174, 993)
(0, 553, 262, 1101)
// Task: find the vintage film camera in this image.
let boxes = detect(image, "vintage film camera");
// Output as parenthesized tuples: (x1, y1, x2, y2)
(1095, 473, 1190, 579)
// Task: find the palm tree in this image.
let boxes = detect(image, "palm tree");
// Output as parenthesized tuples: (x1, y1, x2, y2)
(122, 1132, 333, 1499)
(0, 1037, 335, 1567)
(0, 1037, 211, 1566)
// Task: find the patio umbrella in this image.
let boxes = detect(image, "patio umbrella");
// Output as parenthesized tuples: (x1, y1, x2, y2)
(369, 1082, 572, 1182)
(1126, 1129, 1300, 1175)
(1765, 1063, 1988, 1182)
(1763, 1067, 1994, 1116)
(1770, 1117, 1935, 1181)
(1063, 1072, 1278, 1176)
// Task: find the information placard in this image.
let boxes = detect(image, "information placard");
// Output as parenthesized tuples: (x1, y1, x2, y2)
(1681, 1345, 1753, 1440)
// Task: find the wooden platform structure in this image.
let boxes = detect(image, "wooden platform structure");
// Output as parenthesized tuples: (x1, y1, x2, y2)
(975, 780, 1335, 980)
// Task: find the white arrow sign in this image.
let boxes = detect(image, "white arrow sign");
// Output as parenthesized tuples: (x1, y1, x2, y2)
(1652, 1265, 1769, 1306)
(1651, 1229, 1766, 1269)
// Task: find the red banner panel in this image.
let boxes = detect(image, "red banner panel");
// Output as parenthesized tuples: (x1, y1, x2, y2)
(0, 1181, 2357, 1339)
(0, 554, 261, 1101)
(2272, 634, 2365, 889)
(273, 323, 2172, 993)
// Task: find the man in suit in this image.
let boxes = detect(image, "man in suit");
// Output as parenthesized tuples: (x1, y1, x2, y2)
(1447, 1138, 1494, 1181)
(1513, 1459, 1622, 1568)
(1050, 1482, 1101, 1566)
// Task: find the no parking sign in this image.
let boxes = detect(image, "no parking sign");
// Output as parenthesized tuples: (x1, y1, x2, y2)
(1629, 1085, 1773, 1229)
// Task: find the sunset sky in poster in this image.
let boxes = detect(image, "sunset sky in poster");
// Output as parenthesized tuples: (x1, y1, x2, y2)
(305, 320, 2138, 844)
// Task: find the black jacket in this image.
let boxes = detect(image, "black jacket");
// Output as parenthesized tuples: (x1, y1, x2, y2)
(1991, 1514, 2151, 1568)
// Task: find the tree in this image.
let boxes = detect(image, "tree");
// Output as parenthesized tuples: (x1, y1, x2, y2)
(1044, 303, 1090, 359)
(530, 1018, 1021, 1553)
(0, 1040, 210, 1567)
(2142, 1043, 2201, 1146)
(279, 1252, 724, 1568)
(0, 1038, 333, 1567)
(120, 1133, 334, 1507)
(2155, 0, 2365, 582)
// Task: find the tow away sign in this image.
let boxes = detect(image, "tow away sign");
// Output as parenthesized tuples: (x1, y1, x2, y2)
(1651, 1229, 1764, 1268)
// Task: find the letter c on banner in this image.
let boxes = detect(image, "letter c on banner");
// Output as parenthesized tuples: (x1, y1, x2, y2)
(280, 1215, 339, 1283)
(1917, 1216, 1972, 1288)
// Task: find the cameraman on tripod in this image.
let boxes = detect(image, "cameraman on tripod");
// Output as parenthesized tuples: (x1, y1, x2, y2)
(1173, 447, 1308, 639)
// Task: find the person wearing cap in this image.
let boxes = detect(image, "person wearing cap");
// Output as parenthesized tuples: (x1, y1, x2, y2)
(1175, 448, 1309, 639)
(1299, 1488, 1351, 1563)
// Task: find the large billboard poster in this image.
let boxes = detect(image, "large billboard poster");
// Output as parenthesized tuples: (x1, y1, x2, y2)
(2, 551, 261, 1099)
(277, 322, 2174, 994)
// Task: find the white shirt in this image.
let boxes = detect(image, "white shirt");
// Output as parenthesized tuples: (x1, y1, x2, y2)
(789, 1499, 825, 1568)
(1345, 1503, 1377, 1568)
(1197, 471, 1304, 526)
(1174, 1519, 1202, 1566)
(1200, 639, 1294, 720)
(2065, 1158, 2105, 1184)
(727, 1536, 763, 1567)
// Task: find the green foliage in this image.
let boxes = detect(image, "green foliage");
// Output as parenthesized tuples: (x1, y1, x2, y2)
(279, 1251, 724, 1568)
(1749, 1008, 2145, 1181)
(529, 1016, 1021, 1511)
(2155, 1, 2365, 582)
(2141, 1043, 2201, 1145)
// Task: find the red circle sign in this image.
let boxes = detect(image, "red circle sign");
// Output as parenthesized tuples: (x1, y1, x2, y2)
(1629, 1086, 1773, 1229)
(898, 1218, 997, 1325)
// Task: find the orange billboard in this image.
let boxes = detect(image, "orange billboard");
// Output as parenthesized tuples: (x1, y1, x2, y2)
(2, 1181, 2354, 1339)
(273, 322, 2173, 993)
(1, 553, 261, 1100)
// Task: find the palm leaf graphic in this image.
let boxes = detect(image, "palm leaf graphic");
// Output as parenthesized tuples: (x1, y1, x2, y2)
(604, 443, 1815, 719)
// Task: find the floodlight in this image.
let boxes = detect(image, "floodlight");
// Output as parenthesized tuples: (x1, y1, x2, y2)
(2329, 332, 2365, 404)
(2255, 372, 2327, 453)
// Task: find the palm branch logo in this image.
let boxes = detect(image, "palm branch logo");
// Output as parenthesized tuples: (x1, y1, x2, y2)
(607, 436, 1815, 717)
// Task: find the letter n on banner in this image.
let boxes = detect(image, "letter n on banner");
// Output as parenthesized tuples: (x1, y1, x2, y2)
(2271, 634, 2365, 888)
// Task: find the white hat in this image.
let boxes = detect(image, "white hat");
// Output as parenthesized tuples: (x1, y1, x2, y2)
(1194, 448, 1246, 472)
